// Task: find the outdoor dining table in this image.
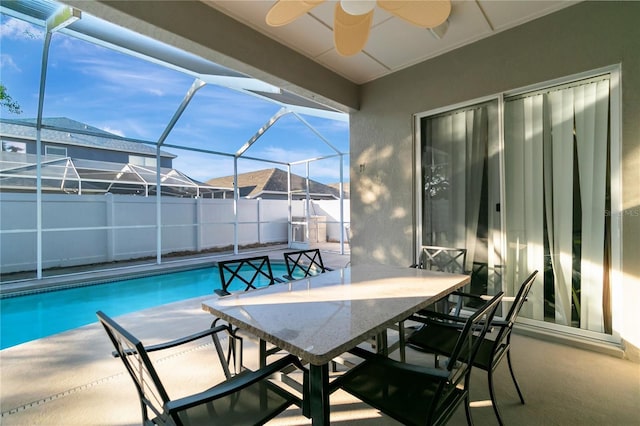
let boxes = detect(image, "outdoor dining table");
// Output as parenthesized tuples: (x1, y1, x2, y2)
(201, 263, 470, 425)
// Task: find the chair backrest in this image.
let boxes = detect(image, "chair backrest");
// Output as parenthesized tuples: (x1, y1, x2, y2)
(283, 249, 327, 280)
(217, 255, 279, 295)
(505, 270, 538, 324)
(493, 270, 538, 344)
(97, 311, 170, 424)
(96, 311, 232, 425)
(418, 246, 467, 273)
(445, 291, 503, 382)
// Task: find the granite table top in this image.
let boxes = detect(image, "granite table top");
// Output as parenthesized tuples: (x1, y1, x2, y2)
(202, 263, 470, 365)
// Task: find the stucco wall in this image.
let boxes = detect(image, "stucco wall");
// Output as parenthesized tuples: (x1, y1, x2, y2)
(349, 1, 639, 357)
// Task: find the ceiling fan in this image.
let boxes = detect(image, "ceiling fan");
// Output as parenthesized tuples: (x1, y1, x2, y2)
(266, 0, 451, 56)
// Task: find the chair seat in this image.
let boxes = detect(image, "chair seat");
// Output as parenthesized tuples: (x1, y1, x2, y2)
(171, 377, 296, 426)
(405, 271, 538, 426)
(96, 311, 308, 426)
(339, 355, 466, 426)
(406, 322, 500, 372)
(337, 294, 503, 426)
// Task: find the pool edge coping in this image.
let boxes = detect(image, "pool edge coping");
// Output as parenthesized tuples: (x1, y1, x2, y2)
(0, 248, 293, 298)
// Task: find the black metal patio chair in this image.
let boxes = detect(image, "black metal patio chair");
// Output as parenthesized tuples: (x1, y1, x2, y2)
(406, 270, 538, 426)
(390, 245, 469, 362)
(412, 245, 468, 272)
(216, 255, 285, 297)
(334, 292, 504, 426)
(412, 245, 469, 313)
(283, 248, 333, 280)
(96, 311, 308, 426)
(214, 256, 286, 373)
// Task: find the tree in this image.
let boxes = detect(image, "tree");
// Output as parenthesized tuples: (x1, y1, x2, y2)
(0, 84, 22, 114)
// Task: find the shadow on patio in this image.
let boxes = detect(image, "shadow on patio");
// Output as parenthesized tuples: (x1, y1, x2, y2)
(2, 306, 637, 424)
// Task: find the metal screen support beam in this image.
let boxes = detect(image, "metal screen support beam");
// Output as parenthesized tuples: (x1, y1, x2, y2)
(339, 153, 345, 254)
(156, 145, 162, 264)
(291, 111, 342, 155)
(305, 162, 311, 243)
(155, 78, 206, 264)
(157, 78, 206, 147)
(34, 32, 52, 280)
(233, 157, 239, 254)
(33, 6, 80, 279)
(287, 165, 292, 246)
(233, 107, 289, 253)
(291, 111, 348, 252)
(236, 107, 289, 157)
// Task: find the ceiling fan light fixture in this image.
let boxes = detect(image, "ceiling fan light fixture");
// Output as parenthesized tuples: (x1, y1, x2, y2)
(265, 0, 325, 27)
(265, 0, 452, 56)
(340, 0, 376, 16)
(334, 3, 374, 56)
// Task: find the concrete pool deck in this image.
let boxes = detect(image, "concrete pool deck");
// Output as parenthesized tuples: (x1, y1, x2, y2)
(1, 249, 638, 425)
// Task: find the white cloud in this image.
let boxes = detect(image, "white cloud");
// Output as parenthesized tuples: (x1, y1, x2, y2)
(101, 126, 125, 137)
(0, 17, 43, 40)
(0, 54, 20, 72)
(170, 150, 235, 182)
(145, 88, 165, 97)
(59, 46, 186, 98)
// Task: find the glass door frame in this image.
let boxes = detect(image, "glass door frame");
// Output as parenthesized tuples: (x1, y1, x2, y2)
(413, 64, 623, 343)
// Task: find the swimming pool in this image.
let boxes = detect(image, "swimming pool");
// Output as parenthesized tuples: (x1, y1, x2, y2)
(0, 263, 288, 350)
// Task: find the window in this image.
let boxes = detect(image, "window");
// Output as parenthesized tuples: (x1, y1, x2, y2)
(45, 145, 66, 157)
(2, 140, 26, 153)
(129, 155, 156, 168)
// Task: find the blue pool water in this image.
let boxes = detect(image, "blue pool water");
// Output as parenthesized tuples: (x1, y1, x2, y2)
(0, 264, 288, 350)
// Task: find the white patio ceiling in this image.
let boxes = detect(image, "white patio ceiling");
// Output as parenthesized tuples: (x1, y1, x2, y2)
(203, 0, 581, 85)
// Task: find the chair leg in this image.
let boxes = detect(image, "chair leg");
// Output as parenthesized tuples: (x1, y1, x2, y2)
(487, 368, 504, 426)
(464, 392, 474, 426)
(507, 349, 526, 404)
(234, 335, 243, 375)
(398, 321, 406, 363)
(259, 339, 268, 368)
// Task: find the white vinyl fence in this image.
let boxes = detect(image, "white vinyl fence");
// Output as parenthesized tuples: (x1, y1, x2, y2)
(0, 193, 349, 274)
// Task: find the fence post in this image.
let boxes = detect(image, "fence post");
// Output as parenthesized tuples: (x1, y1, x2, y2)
(105, 193, 115, 262)
(257, 198, 262, 244)
(196, 197, 202, 252)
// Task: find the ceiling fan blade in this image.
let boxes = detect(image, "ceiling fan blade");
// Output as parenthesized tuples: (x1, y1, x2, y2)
(266, 0, 325, 27)
(377, 0, 451, 28)
(334, 3, 374, 56)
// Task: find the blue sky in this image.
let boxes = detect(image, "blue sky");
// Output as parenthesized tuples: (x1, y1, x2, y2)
(0, 12, 349, 183)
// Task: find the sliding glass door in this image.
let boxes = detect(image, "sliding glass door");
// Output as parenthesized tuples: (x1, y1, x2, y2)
(418, 70, 618, 338)
(419, 99, 502, 298)
(503, 76, 612, 333)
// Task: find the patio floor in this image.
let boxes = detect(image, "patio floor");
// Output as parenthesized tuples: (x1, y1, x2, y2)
(1, 250, 638, 425)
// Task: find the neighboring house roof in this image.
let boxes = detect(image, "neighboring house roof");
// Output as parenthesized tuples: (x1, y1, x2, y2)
(0, 151, 231, 197)
(0, 117, 175, 159)
(327, 182, 350, 199)
(206, 168, 344, 199)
